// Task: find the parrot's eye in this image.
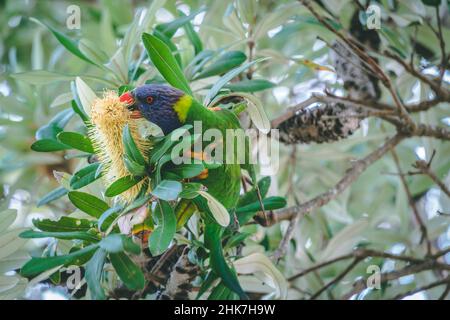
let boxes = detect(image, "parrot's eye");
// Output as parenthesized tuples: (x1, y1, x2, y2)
(146, 96, 154, 104)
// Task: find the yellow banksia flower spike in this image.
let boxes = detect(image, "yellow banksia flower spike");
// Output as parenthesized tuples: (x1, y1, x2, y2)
(88, 90, 150, 203)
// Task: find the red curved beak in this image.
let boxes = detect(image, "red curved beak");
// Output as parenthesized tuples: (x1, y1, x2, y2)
(119, 91, 142, 119)
(119, 91, 135, 106)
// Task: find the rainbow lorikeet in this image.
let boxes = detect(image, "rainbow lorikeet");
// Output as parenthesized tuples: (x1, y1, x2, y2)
(120, 84, 252, 299)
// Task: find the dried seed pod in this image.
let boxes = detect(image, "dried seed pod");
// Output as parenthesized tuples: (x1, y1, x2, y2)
(329, 40, 381, 101)
(277, 103, 361, 144)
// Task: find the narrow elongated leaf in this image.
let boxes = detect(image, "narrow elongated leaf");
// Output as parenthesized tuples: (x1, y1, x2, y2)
(204, 58, 267, 105)
(19, 230, 100, 242)
(156, 7, 206, 38)
(36, 109, 74, 140)
(109, 252, 145, 290)
(57, 132, 94, 153)
(225, 79, 276, 92)
(179, 182, 202, 199)
(85, 248, 107, 300)
(142, 32, 192, 94)
(149, 124, 192, 165)
(236, 196, 287, 213)
(122, 124, 145, 165)
(11, 70, 73, 85)
(195, 51, 247, 79)
(32, 217, 93, 232)
(76, 77, 97, 117)
(168, 163, 205, 179)
(123, 155, 146, 176)
(99, 234, 140, 254)
(68, 191, 110, 218)
(234, 253, 288, 299)
(204, 222, 247, 299)
(70, 163, 101, 189)
(237, 177, 271, 207)
(175, 199, 197, 230)
(30, 18, 94, 64)
(70, 82, 89, 121)
(31, 139, 71, 152)
(98, 206, 123, 231)
(105, 175, 143, 197)
(148, 200, 176, 255)
(227, 92, 270, 134)
(197, 191, 230, 227)
(182, 12, 203, 54)
(37, 187, 68, 207)
(21, 244, 98, 277)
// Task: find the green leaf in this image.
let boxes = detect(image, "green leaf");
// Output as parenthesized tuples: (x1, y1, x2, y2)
(233, 252, 288, 299)
(142, 32, 192, 95)
(19, 230, 100, 242)
(30, 18, 94, 65)
(236, 196, 287, 213)
(152, 29, 183, 68)
(156, 7, 206, 38)
(98, 205, 123, 231)
(105, 175, 143, 197)
(179, 182, 202, 199)
(70, 82, 89, 121)
(122, 124, 145, 166)
(204, 57, 268, 105)
(70, 163, 102, 189)
(36, 109, 74, 140)
(196, 271, 218, 299)
(151, 180, 182, 201)
(21, 244, 98, 277)
(208, 281, 232, 300)
(99, 234, 141, 255)
(68, 191, 110, 218)
(195, 51, 247, 79)
(123, 155, 146, 176)
(175, 199, 198, 230)
(237, 176, 271, 207)
(75, 77, 97, 117)
(148, 200, 176, 256)
(31, 139, 71, 152)
(85, 248, 107, 300)
(168, 163, 205, 179)
(32, 216, 93, 232)
(109, 252, 145, 290)
(37, 187, 68, 207)
(225, 79, 276, 92)
(57, 132, 94, 153)
(11, 70, 73, 85)
(204, 222, 247, 299)
(149, 125, 192, 165)
(182, 12, 203, 54)
(197, 191, 230, 227)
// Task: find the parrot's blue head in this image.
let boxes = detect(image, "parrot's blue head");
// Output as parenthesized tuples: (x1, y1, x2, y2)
(120, 84, 191, 135)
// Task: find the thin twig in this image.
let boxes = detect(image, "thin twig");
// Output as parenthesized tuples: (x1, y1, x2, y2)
(264, 135, 404, 225)
(391, 149, 432, 255)
(310, 258, 362, 300)
(392, 277, 450, 300)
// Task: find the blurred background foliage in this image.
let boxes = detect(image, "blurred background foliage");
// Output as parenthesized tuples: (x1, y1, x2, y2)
(0, 0, 449, 300)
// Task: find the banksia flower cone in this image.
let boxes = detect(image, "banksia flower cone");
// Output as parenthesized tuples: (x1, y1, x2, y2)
(88, 91, 150, 203)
